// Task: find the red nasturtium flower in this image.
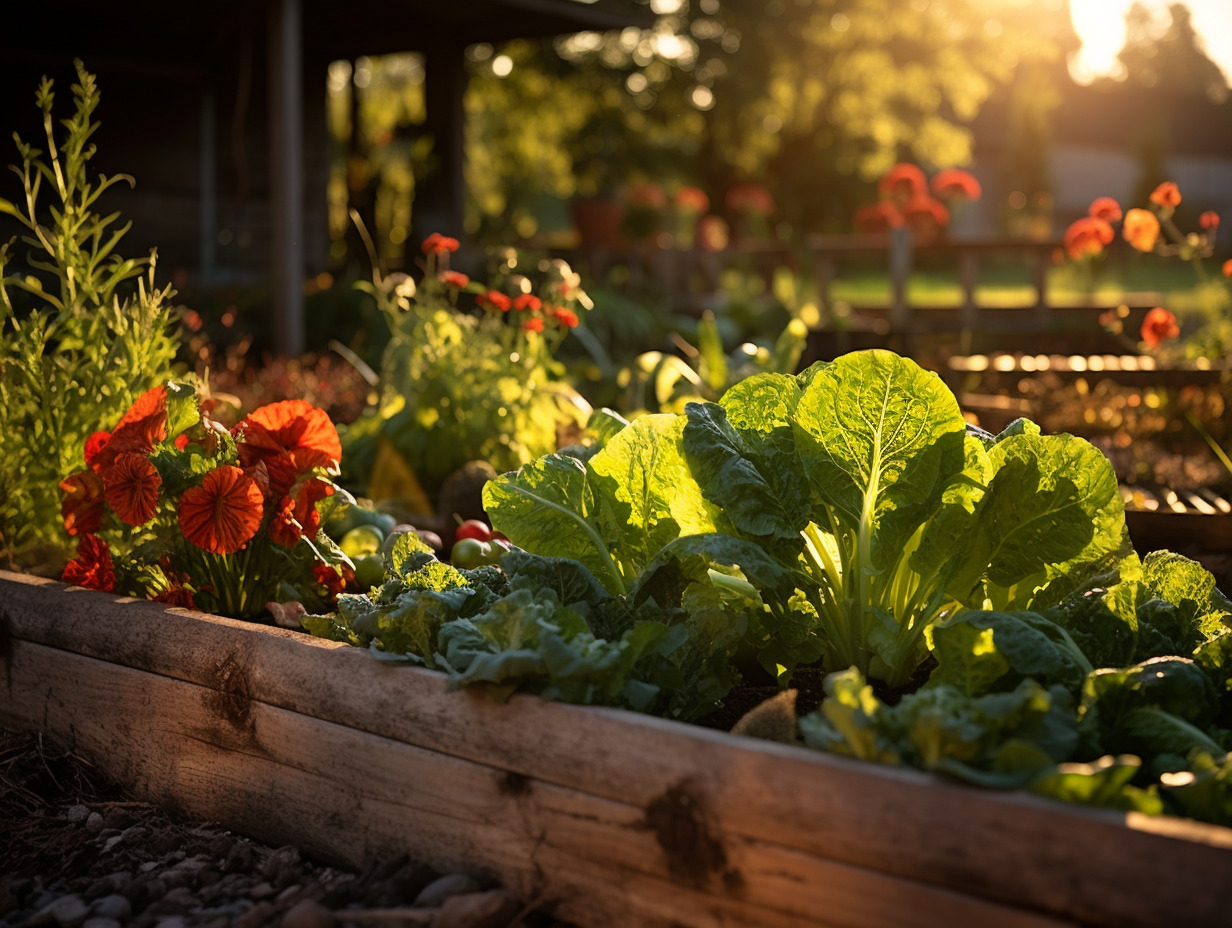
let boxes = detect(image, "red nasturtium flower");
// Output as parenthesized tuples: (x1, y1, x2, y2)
(60, 470, 106, 536)
(84, 431, 111, 470)
(313, 563, 349, 599)
(233, 400, 341, 498)
(62, 534, 116, 592)
(92, 385, 169, 473)
(523, 316, 545, 333)
(725, 182, 775, 216)
(513, 293, 542, 312)
(1123, 208, 1161, 252)
(1064, 217, 1115, 260)
(1149, 182, 1181, 209)
(153, 584, 197, 609)
(554, 307, 580, 329)
(930, 169, 982, 201)
(477, 290, 512, 312)
(421, 233, 460, 255)
(270, 476, 335, 547)
(439, 270, 469, 288)
(103, 452, 163, 526)
(674, 185, 710, 213)
(1200, 211, 1220, 231)
(1223, 258, 1232, 277)
(178, 465, 264, 555)
(854, 201, 904, 233)
(902, 196, 949, 237)
(1140, 307, 1180, 349)
(878, 164, 927, 202)
(269, 495, 305, 548)
(1088, 197, 1122, 223)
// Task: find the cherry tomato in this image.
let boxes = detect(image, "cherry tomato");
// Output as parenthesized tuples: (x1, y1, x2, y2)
(454, 519, 493, 543)
(450, 538, 492, 569)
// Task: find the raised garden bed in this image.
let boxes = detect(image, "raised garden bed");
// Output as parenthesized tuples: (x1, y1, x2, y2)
(3, 571, 1232, 928)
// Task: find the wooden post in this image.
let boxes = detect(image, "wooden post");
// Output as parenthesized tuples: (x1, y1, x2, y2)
(888, 226, 912, 331)
(1032, 246, 1051, 330)
(417, 46, 469, 246)
(959, 249, 979, 330)
(267, 0, 305, 357)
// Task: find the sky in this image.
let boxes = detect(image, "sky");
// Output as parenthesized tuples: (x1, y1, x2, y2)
(1069, 0, 1232, 83)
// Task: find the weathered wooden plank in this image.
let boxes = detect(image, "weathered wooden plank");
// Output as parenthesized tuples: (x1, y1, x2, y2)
(3, 572, 1231, 926)
(0, 637, 1070, 928)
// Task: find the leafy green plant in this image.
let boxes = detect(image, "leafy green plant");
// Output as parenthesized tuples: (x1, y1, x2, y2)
(340, 233, 592, 508)
(0, 62, 180, 571)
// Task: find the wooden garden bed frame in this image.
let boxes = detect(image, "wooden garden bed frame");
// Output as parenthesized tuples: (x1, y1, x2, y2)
(3, 569, 1231, 928)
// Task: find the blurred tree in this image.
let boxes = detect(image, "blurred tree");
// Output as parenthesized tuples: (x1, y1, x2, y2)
(465, 0, 1077, 237)
(1116, 2, 1229, 102)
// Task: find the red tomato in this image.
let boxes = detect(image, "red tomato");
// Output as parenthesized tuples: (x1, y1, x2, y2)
(455, 519, 493, 543)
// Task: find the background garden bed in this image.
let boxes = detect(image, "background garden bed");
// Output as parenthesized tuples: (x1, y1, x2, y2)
(3, 570, 1232, 928)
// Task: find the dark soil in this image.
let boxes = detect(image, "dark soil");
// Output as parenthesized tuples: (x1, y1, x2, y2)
(0, 729, 569, 928)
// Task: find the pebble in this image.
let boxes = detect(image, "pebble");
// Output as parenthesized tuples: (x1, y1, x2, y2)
(412, 874, 481, 909)
(84, 813, 105, 835)
(89, 893, 133, 921)
(281, 899, 336, 928)
(432, 890, 521, 928)
(81, 919, 121, 928)
(67, 805, 91, 825)
(33, 894, 90, 928)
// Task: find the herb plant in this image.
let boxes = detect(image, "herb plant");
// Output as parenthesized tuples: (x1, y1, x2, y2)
(0, 62, 180, 571)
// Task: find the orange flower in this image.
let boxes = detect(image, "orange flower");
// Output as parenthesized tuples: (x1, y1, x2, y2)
(93, 385, 168, 474)
(178, 465, 264, 555)
(439, 270, 469, 288)
(930, 169, 981, 201)
(629, 183, 668, 209)
(878, 164, 927, 202)
(60, 470, 106, 536)
(1200, 211, 1220, 231)
(902, 196, 949, 238)
(1064, 217, 1115, 260)
(554, 307, 580, 328)
(1088, 197, 1122, 223)
(103, 452, 163, 526)
(421, 233, 460, 255)
(523, 317, 545, 333)
(84, 431, 111, 470)
(1123, 208, 1161, 252)
(314, 563, 348, 599)
(674, 186, 710, 214)
(1140, 307, 1180, 349)
(294, 478, 333, 536)
(513, 294, 541, 312)
(269, 495, 305, 548)
(725, 182, 775, 216)
(1223, 258, 1232, 277)
(1149, 182, 1181, 209)
(233, 400, 341, 498)
(854, 201, 904, 233)
(62, 534, 116, 592)
(477, 290, 512, 313)
(153, 585, 197, 609)
(696, 215, 730, 252)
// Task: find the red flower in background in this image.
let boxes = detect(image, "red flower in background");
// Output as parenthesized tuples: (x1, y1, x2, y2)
(103, 452, 163, 526)
(1223, 258, 1232, 277)
(84, 431, 111, 470)
(421, 233, 460, 255)
(233, 400, 341, 498)
(59, 470, 106, 537)
(477, 290, 513, 313)
(1088, 197, 1122, 223)
(62, 534, 116, 592)
(930, 169, 981, 201)
(178, 465, 264, 555)
(513, 294, 542, 312)
(1149, 182, 1181, 209)
(725, 182, 775, 216)
(674, 186, 710, 213)
(1064, 217, 1115, 260)
(854, 201, 904, 233)
(523, 317, 545, 333)
(1200, 211, 1220, 231)
(153, 585, 197, 609)
(1140, 307, 1180, 349)
(629, 183, 668, 209)
(902, 196, 949, 239)
(696, 215, 730, 252)
(1123, 208, 1161, 252)
(878, 164, 927, 202)
(439, 270, 469, 288)
(554, 307, 580, 328)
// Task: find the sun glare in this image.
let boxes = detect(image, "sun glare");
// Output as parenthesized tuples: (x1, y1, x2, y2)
(1068, 0, 1232, 85)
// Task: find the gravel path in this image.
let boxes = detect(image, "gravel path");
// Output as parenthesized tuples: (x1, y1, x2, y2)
(0, 731, 569, 928)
